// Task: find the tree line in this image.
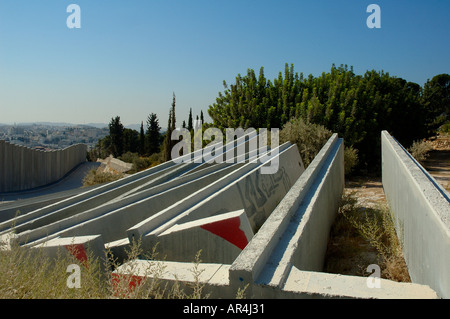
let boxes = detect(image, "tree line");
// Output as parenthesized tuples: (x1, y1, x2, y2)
(207, 63, 449, 171)
(90, 63, 449, 173)
(89, 93, 207, 167)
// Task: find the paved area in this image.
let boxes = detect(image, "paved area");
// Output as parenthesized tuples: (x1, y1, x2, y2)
(0, 162, 100, 203)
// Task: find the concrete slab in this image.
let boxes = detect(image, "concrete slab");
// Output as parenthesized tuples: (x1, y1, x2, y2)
(157, 210, 253, 263)
(112, 259, 233, 298)
(17, 163, 242, 248)
(126, 142, 302, 246)
(278, 266, 438, 299)
(228, 134, 344, 298)
(31, 234, 105, 265)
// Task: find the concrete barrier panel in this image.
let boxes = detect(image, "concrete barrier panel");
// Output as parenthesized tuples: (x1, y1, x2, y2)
(31, 234, 105, 265)
(13, 163, 241, 247)
(0, 140, 5, 193)
(0, 143, 87, 193)
(3, 142, 13, 192)
(112, 259, 233, 298)
(381, 130, 450, 298)
(229, 134, 344, 296)
(126, 143, 302, 244)
(157, 210, 254, 263)
(1, 161, 193, 239)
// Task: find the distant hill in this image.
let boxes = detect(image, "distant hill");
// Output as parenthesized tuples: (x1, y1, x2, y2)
(84, 123, 108, 129)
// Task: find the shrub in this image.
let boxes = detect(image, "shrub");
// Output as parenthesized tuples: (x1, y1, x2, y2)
(119, 151, 140, 164)
(344, 146, 359, 176)
(119, 151, 164, 173)
(438, 121, 450, 134)
(280, 117, 332, 168)
(82, 169, 123, 187)
(408, 139, 433, 165)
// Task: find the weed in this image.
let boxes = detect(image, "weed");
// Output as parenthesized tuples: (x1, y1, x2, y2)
(324, 191, 410, 282)
(0, 236, 217, 299)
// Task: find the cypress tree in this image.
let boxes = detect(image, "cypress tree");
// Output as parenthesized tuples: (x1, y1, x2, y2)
(188, 108, 193, 131)
(139, 121, 145, 155)
(163, 109, 172, 162)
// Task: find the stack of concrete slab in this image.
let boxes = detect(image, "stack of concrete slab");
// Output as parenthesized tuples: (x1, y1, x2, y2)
(0, 133, 305, 268)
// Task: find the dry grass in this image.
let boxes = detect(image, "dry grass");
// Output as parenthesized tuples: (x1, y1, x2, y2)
(82, 169, 124, 187)
(0, 238, 212, 299)
(0, 241, 106, 298)
(324, 191, 411, 282)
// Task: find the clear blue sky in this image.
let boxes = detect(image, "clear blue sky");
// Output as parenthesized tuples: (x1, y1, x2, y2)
(1, 0, 449, 128)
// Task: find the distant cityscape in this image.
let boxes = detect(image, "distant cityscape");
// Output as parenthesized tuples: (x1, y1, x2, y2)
(0, 122, 110, 151)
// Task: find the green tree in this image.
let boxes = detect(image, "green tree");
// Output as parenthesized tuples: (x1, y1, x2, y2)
(188, 108, 193, 131)
(123, 128, 139, 154)
(208, 63, 435, 172)
(422, 73, 450, 134)
(146, 113, 161, 155)
(163, 93, 177, 161)
(108, 116, 124, 157)
(139, 121, 145, 155)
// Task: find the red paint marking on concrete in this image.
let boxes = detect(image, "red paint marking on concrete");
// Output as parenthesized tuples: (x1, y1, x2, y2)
(200, 216, 248, 250)
(111, 273, 144, 297)
(65, 244, 88, 265)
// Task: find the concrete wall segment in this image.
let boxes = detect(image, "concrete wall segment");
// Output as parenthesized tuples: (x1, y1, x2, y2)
(381, 130, 450, 298)
(0, 142, 87, 193)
